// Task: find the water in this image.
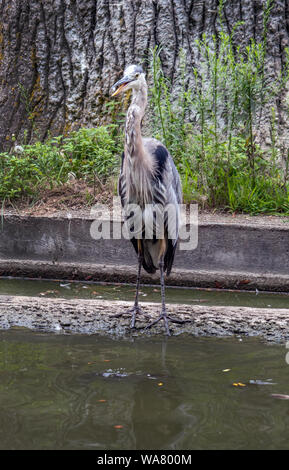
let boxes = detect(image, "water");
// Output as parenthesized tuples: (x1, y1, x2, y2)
(0, 329, 289, 450)
(1, 277, 289, 309)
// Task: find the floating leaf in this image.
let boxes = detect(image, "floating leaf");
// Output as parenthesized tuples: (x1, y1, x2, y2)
(271, 394, 289, 400)
(249, 379, 276, 385)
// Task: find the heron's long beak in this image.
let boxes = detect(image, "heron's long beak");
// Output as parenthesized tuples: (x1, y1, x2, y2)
(111, 75, 131, 96)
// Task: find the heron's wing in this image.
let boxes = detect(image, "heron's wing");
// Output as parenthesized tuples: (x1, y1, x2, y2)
(143, 139, 182, 275)
(171, 159, 182, 205)
(164, 161, 182, 275)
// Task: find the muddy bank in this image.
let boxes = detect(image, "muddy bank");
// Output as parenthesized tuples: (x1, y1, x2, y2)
(1, 296, 289, 343)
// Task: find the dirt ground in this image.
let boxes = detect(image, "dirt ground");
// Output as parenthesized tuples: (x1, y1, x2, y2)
(2, 181, 289, 227)
(2, 180, 116, 217)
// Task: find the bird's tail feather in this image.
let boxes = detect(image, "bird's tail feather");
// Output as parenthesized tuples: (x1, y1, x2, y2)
(164, 240, 177, 276)
(141, 240, 157, 274)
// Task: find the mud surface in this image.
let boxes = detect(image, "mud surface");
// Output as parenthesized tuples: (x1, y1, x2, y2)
(1, 296, 288, 343)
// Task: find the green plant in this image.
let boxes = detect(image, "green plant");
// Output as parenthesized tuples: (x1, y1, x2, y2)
(2, 1, 289, 216)
(60, 126, 121, 180)
(147, 1, 289, 215)
(0, 126, 122, 203)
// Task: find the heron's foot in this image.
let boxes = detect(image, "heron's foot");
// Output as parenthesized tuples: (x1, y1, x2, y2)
(113, 305, 151, 329)
(145, 312, 192, 336)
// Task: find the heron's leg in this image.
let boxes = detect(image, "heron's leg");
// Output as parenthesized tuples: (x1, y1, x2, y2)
(130, 250, 142, 328)
(144, 256, 170, 335)
(159, 256, 170, 335)
(145, 257, 191, 336)
(113, 250, 149, 327)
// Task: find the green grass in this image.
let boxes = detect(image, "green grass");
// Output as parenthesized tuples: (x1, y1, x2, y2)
(147, 0, 289, 215)
(0, 126, 122, 202)
(2, 0, 289, 215)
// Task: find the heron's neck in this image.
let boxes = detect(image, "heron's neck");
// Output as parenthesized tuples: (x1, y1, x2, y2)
(125, 84, 147, 160)
(123, 80, 155, 205)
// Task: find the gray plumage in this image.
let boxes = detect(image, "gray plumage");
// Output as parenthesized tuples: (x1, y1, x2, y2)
(118, 137, 182, 275)
(112, 64, 186, 335)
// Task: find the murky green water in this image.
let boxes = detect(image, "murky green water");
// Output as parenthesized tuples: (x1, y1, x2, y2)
(1, 277, 289, 309)
(0, 329, 289, 450)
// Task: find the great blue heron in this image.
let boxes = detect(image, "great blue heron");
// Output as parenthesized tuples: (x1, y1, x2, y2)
(111, 64, 187, 335)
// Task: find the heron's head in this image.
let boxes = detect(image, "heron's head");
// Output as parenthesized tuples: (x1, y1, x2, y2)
(111, 64, 145, 97)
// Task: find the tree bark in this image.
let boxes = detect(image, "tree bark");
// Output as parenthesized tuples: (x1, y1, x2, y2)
(0, 0, 288, 150)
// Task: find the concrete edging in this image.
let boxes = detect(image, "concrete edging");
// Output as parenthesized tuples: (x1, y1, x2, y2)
(0, 214, 289, 291)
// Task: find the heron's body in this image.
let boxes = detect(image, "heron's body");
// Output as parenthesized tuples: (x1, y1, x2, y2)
(119, 139, 182, 275)
(112, 64, 186, 335)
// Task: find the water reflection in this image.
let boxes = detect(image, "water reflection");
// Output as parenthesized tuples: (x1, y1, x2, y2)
(0, 329, 288, 449)
(1, 277, 289, 309)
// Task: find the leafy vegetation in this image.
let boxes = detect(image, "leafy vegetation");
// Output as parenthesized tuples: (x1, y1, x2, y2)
(148, 0, 289, 214)
(0, 126, 122, 202)
(1, 0, 289, 215)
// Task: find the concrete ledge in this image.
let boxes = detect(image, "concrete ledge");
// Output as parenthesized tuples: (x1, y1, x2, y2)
(1, 260, 289, 292)
(0, 296, 289, 342)
(0, 214, 289, 291)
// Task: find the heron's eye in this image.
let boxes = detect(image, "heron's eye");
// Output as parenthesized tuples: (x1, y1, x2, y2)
(135, 73, 140, 79)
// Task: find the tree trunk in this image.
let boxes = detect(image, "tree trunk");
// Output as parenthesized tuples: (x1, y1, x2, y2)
(0, 0, 288, 150)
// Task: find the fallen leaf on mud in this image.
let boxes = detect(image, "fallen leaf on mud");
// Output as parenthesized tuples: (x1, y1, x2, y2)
(98, 399, 107, 403)
(215, 281, 224, 289)
(114, 425, 123, 429)
(158, 382, 164, 386)
(233, 382, 246, 387)
(222, 369, 231, 372)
